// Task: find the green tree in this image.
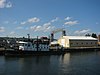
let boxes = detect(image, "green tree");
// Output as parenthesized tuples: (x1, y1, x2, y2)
(85, 33, 91, 36)
(91, 33, 97, 38)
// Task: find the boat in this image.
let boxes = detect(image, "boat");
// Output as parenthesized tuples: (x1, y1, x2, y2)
(4, 41, 66, 56)
(4, 50, 66, 56)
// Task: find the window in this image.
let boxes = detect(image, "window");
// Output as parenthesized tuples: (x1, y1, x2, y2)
(86, 43, 88, 44)
(28, 44, 30, 47)
(25, 44, 27, 46)
(20, 43, 24, 46)
(76, 43, 78, 44)
(81, 43, 83, 44)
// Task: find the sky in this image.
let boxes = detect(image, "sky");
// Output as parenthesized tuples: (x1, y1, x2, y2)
(0, 0, 100, 38)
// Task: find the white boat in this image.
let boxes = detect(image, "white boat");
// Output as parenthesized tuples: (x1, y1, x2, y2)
(18, 41, 34, 51)
(18, 41, 49, 51)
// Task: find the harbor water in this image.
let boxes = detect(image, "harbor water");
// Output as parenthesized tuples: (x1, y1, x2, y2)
(0, 51, 100, 75)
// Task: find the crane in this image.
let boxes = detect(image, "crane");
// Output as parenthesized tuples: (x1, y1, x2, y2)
(52, 28, 64, 34)
(50, 28, 66, 42)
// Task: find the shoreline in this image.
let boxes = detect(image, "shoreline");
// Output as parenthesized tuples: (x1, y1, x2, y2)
(0, 47, 100, 56)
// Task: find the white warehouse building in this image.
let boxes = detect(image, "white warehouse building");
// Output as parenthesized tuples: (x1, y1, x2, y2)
(58, 36, 98, 48)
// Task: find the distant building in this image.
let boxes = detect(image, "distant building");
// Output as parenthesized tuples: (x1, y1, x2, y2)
(58, 36, 98, 48)
(98, 35, 100, 42)
(98, 35, 100, 46)
(0, 37, 6, 47)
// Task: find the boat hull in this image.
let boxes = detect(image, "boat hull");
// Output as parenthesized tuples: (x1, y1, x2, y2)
(5, 50, 66, 57)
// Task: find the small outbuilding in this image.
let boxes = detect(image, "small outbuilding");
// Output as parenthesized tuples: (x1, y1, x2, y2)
(58, 36, 98, 48)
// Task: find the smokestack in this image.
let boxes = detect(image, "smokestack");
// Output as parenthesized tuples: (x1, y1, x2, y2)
(27, 34, 30, 39)
(50, 33, 54, 42)
(27, 34, 30, 41)
(62, 30, 66, 36)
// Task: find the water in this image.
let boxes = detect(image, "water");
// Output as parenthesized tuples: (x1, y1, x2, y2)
(0, 51, 100, 75)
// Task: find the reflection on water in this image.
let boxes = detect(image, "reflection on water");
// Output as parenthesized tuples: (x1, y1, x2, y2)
(0, 51, 100, 75)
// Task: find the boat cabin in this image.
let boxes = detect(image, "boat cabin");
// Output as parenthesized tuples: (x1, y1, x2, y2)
(18, 41, 49, 51)
(18, 41, 34, 50)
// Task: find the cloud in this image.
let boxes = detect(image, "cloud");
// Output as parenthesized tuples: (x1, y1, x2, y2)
(16, 27, 23, 30)
(28, 17, 40, 23)
(98, 32, 100, 35)
(3, 21, 9, 24)
(74, 29, 90, 35)
(44, 26, 55, 32)
(43, 22, 55, 32)
(3, 20, 18, 24)
(30, 22, 55, 32)
(30, 25, 42, 32)
(65, 17, 72, 20)
(51, 17, 59, 23)
(0, 0, 12, 8)
(64, 21, 78, 26)
(6, 1, 12, 8)
(0, 27, 5, 32)
(13, 21, 17, 24)
(10, 31, 15, 35)
(43, 22, 51, 27)
(96, 22, 99, 25)
(0, 0, 5, 8)
(20, 17, 40, 25)
(30, 25, 37, 30)
(35, 26, 42, 31)
(20, 21, 26, 25)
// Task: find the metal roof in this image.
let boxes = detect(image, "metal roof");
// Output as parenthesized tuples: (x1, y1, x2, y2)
(63, 36, 97, 40)
(50, 41, 58, 44)
(18, 41, 28, 43)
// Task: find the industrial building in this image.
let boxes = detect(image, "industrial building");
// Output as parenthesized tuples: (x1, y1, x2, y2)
(98, 35, 100, 46)
(58, 36, 98, 48)
(98, 35, 100, 42)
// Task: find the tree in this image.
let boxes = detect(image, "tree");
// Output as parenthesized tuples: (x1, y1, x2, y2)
(85, 33, 91, 36)
(91, 33, 97, 38)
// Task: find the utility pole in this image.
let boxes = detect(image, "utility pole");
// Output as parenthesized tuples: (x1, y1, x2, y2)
(37, 36, 39, 51)
(27, 34, 30, 42)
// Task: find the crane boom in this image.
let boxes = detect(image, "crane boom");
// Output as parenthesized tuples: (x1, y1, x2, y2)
(52, 28, 64, 33)
(50, 28, 66, 42)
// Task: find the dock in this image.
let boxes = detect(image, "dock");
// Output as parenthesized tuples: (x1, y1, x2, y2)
(65, 47, 100, 52)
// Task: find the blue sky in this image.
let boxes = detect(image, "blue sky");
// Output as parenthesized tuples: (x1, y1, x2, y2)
(0, 0, 100, 38)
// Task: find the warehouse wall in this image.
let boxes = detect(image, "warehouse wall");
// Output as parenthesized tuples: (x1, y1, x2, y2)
(69, 40, 98, 48)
